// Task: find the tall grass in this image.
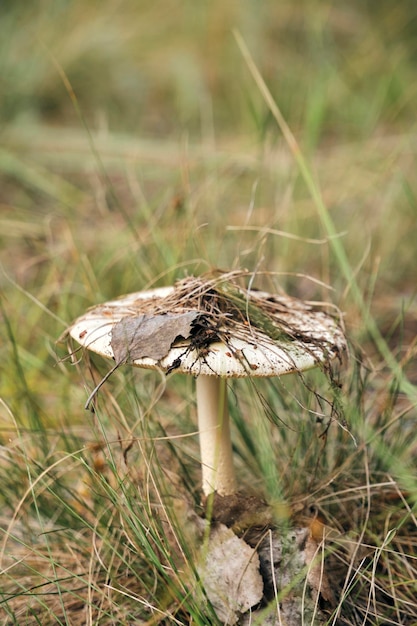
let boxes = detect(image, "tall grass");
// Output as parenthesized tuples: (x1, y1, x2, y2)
(1, 2, 417, 624)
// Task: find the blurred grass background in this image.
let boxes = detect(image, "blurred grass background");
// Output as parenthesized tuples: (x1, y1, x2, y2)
(1, 1, 417, 623)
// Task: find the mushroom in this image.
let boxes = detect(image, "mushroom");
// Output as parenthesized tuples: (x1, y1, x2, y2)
(66, 272, 346, 497)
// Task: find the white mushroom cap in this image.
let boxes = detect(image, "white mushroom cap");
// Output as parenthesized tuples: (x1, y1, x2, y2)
(68, 284, 346, 378)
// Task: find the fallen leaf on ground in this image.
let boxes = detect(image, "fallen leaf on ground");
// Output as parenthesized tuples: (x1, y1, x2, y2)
(198, 522, 263, 625)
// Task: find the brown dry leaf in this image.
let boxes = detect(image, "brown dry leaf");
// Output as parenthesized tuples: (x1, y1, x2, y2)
(111, 311, 199, 363)
(198, 522, 263, 625)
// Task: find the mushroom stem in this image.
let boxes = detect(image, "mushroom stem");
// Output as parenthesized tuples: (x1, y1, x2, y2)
(196, 375, 237, 496)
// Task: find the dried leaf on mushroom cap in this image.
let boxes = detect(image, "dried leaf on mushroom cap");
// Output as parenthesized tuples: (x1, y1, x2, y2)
(111, 311, 200, 364)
